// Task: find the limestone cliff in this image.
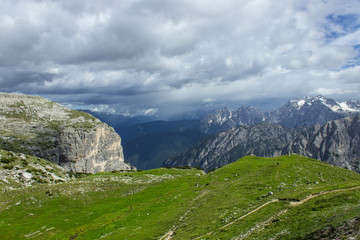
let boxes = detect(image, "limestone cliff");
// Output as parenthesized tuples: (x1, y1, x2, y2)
(57, 124, 130, 173)
(0, 92, 134, 173)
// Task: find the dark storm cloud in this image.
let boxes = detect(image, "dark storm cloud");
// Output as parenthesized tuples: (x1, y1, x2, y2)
(0, 0, 360, 117)
(0, 69, 56, 90)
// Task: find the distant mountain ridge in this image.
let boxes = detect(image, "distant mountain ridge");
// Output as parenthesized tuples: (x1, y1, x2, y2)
(164, 115, 360, 173)
(200, 106, 265, 134)
(268, 95, 360, 128)
(81, 95, 360, 170)
(200, 95, 360, 133)
(83, 95, 360, 137)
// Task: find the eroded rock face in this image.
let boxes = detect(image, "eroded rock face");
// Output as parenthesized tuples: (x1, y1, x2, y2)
(289, 116, 360, 173)
(164, 116, 360, 173)
(57, 124, 131, 173)
(164, 123, 304, 171)
(0, 92, 134, 173)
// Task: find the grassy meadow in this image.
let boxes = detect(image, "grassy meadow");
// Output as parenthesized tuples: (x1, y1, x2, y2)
(1, 154, 360, 239)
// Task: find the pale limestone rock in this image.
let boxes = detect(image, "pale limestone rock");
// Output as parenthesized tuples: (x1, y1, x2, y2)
(0, 92, 134, 173)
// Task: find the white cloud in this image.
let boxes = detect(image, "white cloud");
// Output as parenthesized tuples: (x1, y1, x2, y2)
(329, 66, 360, 83)
(310, 88, 357, 96)
(0, 0, 359, 117)
(331, 29, 360, 46)
(143, 108, 158, 116)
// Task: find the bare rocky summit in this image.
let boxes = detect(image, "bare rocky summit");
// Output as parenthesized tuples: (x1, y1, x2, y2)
(0, 92, 134, 173)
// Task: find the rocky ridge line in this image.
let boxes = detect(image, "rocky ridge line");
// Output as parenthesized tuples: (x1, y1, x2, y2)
(200, 95, 360, 134)
(165, 116, 360, 172)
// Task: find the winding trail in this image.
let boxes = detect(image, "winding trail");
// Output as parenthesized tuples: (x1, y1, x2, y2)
(159, 229, 176, 240)
(191, 186, 360, 240)
(193, 199, 279, 240)
(289, 186, 360, 206)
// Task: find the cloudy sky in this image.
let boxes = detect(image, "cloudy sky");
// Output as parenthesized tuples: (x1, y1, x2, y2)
(1, 0, 360, 118)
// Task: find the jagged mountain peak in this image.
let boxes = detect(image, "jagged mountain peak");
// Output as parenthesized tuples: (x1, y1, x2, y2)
(288, 95, 360, 113)
(202, 95, 360, 132)
(289, 95, 334, 108)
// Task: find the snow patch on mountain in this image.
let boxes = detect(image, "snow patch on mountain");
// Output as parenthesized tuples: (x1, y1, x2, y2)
(339, 102, 360, 113)
(297, 99, 305, 108)
(294, 95, 360, 113)
(322, 102, 341, 112)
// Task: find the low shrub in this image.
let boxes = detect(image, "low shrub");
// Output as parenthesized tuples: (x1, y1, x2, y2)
(1, 156, 16, 164)
(3, 165, 14, 170)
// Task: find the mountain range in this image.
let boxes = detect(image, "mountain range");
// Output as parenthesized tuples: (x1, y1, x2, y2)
(164, 115, 360, 173)
(91, 95, 360, 170)
(1, 92, 360, 239)
(3, 93, 357, 173)
(200, 95, 360, 134)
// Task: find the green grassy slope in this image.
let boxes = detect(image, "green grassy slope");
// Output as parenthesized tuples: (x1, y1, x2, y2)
(1, 155, 360, 239)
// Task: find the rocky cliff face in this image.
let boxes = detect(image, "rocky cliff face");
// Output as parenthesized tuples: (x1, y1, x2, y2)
(288, 116, 360, 172)
(164, 123, 304, 171)
(56, 124, 131, 173)
(164, 116, 360, 173)
(0, 92, 134, 173)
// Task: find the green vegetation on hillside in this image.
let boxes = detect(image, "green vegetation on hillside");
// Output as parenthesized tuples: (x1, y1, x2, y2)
(0, 149, 69, 188)
(1, 155, 360, 239)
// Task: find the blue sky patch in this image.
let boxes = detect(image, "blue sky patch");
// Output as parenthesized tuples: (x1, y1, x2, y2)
(342, 44, 360, 69)
(325, 13, 360, 40)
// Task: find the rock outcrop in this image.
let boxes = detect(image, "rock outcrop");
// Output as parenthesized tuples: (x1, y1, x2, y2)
(0, 149, 70, 188)
(57, 124, 130, 173)
(164, 116, 360, 172)
(0, 92, 134, 173)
